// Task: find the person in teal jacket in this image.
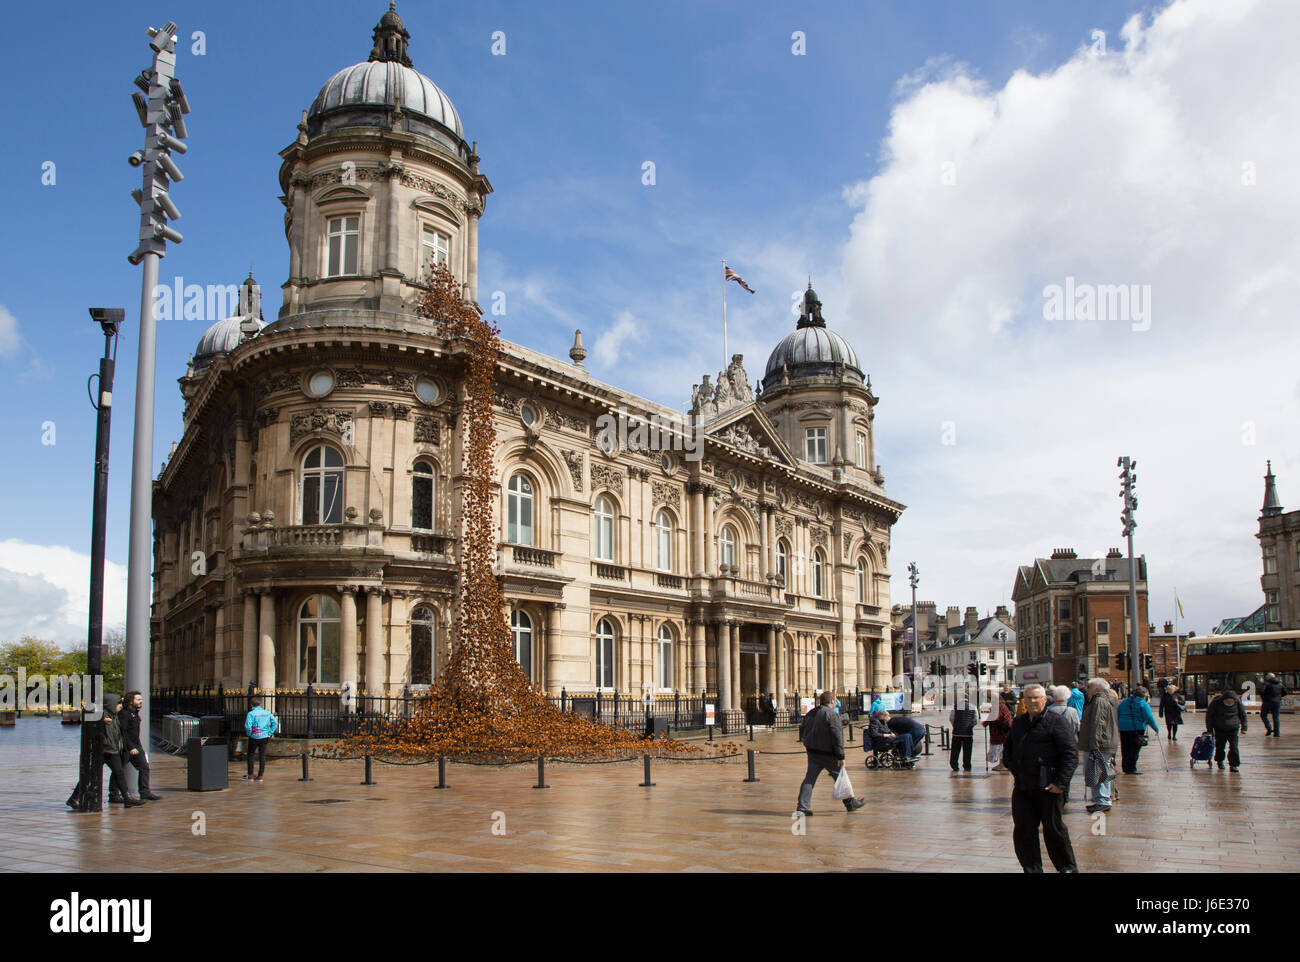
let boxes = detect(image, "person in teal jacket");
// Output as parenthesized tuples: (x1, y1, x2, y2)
(1117, 686, 1159, 774)
(243, 697, 280, 782)
(1068, 685, 1085, 718)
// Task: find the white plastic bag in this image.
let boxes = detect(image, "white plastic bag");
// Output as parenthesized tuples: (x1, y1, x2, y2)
(832, 765, 854, 800)
(986, 744, 1003, 765)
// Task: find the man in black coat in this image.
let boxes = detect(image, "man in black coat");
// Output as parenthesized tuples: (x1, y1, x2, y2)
(1260, 674, 1286, 738)
(1206, 687, 1248, 770)
(795, 691, 865, 815)
(119, 691, 162, 800)
(1003, 684, 1078, 872)
(949, 699, 978, 772)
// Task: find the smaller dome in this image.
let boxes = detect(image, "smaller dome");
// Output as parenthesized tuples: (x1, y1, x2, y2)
(192, 274, 266, 371)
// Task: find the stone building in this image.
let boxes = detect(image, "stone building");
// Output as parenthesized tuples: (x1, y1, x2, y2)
(149, 7, 905, 708)
(903, 604, 1017, 687)
(1258, 461, 1300, 630)
(1011, 548, 1150, 687)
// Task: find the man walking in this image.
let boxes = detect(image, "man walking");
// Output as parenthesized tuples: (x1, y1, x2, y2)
(1260, 674, 1286, 737)
(119, 691, 162, 800)
(949, 697, 977, 772)
(1004, 684, 1079, 873)
(1206, 687, 1248, 772)
(242, 696, 280, 782)
(795, 691, 865, 815)
(1079, 679, 1118, 814)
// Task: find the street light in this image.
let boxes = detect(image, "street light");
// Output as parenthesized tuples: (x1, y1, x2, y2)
(908, 562, 919, 708)
(124, 21, 190, 765)
(77, 308, 124, 812)
(1118, 456, 1140, 691)
(996, 628, 1010, 690)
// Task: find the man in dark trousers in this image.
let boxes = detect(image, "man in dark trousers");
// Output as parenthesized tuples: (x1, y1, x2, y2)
(1004, 684, 1078, 872)
(119, 691, 162, 800)
(795, 691, 865, 815)
(1206, 687, 1248, 771)
(1260, 674, 1286, 737)
(949, 698, 977, 772)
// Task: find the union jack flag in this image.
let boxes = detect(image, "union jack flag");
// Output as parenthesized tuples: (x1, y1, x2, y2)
(725, 267, 755, 294)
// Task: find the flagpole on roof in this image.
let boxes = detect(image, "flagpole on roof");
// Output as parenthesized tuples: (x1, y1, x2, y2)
(722, 257, 728, 371)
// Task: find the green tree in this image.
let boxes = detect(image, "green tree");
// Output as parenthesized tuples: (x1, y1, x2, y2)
(0, 637, 65, 675)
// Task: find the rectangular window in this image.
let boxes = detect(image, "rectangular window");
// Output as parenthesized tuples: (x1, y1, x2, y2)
(1098, 643, 1110, 664)
(804, 427, 827, 464)
(1267, 589, 1279, 604)
(855, 432, 867, 469)
(421, 225, 450, 277)
(1265, 543, 1278, 574)
(327, 216, 360, 276)
(1096, 619, 1110, 636)
(1060, 630, 1072, 654)
(1059, 599, 1071, 620)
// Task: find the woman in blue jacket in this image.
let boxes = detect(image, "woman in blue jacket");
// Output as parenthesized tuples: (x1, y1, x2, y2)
(1117, 686, 1160, 774)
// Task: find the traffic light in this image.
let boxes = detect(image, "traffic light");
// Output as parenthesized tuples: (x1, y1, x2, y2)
(1142, 653, 1152, 672)
(928, 659, 938, 676)
(128, 22, 190, 265)
(967, 661, 978, 676)
(1115, 651, 1126, 670)
(980, 662, 988, 675)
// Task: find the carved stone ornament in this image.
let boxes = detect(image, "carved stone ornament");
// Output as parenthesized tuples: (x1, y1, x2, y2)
(652, 481, 681, 509)
(254, 407, 280, 429)
(811, 527, 828, 548)
(254, 371, 301, 401)
(391, 403, 410, 421)
(591, 464, 624, 493)
(715, 420, 774, 459)
(775, 517, 793, 538)
(290, 407, 353, 445)
(414, 415, 441, 445)
(843, 533, 853, 555)
(494, 390, 521, 415)
(561, 449, 584, 492)
(368, 401, 389, 417)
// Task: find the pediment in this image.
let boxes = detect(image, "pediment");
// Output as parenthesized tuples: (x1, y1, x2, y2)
(705, 404, 795, 467)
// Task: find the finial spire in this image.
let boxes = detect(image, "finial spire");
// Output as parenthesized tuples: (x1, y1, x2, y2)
(1262, 460, 1284, 517)
(370, 3, 413, 67)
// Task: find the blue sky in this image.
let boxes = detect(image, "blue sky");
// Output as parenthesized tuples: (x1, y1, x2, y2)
(2, 0, 1296, 645)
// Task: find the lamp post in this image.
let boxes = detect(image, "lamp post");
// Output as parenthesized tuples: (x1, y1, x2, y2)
(123, 21, 189, 766)
(1118, 456, 1140, 691)
(908, 562, 919, 708)
(997, 628, 1010, 691)
(77, 308, 124, 812)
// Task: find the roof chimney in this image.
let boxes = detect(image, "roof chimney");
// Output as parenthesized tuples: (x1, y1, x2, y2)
(1163, 621, 1173, 634)
(1107, 548, 1122, 559)
(994, 604, 1010, 623)
(946, 606, 960, 629)
(965, 606, 979, 633)
(1050, 548, 1078, 560)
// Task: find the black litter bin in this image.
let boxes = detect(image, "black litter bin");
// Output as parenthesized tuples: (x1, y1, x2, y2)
(187, 736, 228, 791)
(645, 717, 669, 739)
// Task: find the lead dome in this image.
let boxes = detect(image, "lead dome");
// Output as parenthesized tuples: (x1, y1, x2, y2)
(762, 284, 863, 391)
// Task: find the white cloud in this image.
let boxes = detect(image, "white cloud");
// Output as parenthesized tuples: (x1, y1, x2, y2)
(0, 306, 20, 357)
(0, 540, 127, 648)
(591, 310, 643, 368)
(839, 0, 1300, 631)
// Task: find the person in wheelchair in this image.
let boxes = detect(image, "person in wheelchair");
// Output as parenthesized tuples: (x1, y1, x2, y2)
(867, 711, 919, 768)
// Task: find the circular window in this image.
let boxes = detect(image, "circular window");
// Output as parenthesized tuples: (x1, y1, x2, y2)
(307, 370, 334, 398)
(521, 404, 538, 427)
(415, 378, 440, 405)
(660, 453, 676, 475)
(728, 471, 742, 493)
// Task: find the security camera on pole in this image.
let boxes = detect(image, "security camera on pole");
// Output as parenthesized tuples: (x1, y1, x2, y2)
(123, 20, 189, 777)
(1118, 456, 1140, 692)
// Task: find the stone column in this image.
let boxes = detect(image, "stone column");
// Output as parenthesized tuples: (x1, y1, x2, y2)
(339, 587, 358, 693)
(765, 624, 777, 697)
(467, 206, 480, 304)
(388, 591, 408, 690)
(704, 487, 716, 575)
(717, 621, 732, 711)
(620, 616, 632, 694)
(365, 588, 384, 695)
(288, 169, 308, 313)
(545, 603, 564, 694)
(891, 642, 903, 683)
(241, 592, 258, 686)
(835, 629, 847, 693)
(691, 484, 705, 576)
(776, 629, 786, 701)
(211, 604, 225, 682)
(257, 590, 276, 693)
(759, 506, 771, 581)
(692, 619, 706, 691)
(730, 622, 742, 709)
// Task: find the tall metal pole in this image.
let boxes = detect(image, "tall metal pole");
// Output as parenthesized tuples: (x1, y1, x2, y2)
(1126, 525, 1140, 692)
(908, 562, 919, 708)
(123, 21, 188, 778)
(721, 258, 728, 370)
(78, 310, 123, 812)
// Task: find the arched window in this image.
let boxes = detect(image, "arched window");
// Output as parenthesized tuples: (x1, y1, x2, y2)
(410, 605, 435, 686)
(511, 608, 533, 680)
(654, 510, 673, 572)
(856, 557, 867, 602)
(595, 618, 615, 690)
(719, 525, 737, 569)
(412, 461, 435, 530)
(593, 495, 615, 562)
(301, 445, 344, 524)
(777, 539, 789, 586)
(815, 641, 826, 691)
(813, 548, 826, 597)
(297, 595, 341, 686)
(657, 624, 674, 690)
(506, 473, 534, 546)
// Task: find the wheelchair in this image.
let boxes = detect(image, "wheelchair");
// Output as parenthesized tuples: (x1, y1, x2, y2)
(865, 734, 918, 770)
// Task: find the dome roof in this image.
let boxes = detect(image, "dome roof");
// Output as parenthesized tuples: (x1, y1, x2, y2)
(308, 60, 463, 139)
(762, 284, 864, 389)
(192, 274, 265, 371)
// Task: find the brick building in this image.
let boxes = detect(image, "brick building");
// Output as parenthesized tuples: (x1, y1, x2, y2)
(1011, 549, 1150, 687)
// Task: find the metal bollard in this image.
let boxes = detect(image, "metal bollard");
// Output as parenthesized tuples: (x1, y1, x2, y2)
(533, 755, 549, 789)
(848, 722, 854, 743)
(298, 750, 312, 782)
(708, 724, 714, 742)
(743, 749, 760, 783)
(923, 726, 932, 756)
(434, 756, 448, 789)
(748, 723, 754, 742)
(361, 754, 375, 785)
(640, 754, 655, 788)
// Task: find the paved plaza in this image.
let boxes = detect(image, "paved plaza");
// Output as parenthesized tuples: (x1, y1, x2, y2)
(2, 711, 1298, 873)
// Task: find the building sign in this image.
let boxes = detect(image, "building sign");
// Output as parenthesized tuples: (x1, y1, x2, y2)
(799, 697, 815, 716)
(704, 703, 716, 726)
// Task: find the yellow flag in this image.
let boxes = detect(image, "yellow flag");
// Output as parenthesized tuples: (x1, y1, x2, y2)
(1176, 594, 1185, 619)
